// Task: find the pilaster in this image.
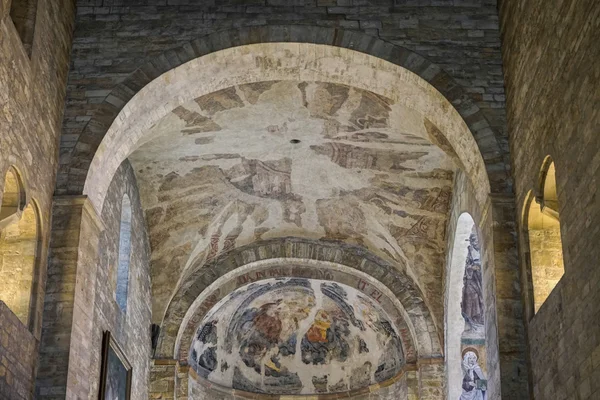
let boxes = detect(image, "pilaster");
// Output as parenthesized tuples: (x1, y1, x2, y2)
(36, 195, 104, 399)
(489, 193, 530, 399)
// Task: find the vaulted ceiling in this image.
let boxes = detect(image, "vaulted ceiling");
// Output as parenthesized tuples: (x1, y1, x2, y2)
(128, 80, 455, 330)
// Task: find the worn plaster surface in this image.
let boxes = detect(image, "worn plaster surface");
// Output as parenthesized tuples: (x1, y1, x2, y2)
(128, 81, 454, 336)
(189, 278, 404, 395)
(84, 43, 490, 212)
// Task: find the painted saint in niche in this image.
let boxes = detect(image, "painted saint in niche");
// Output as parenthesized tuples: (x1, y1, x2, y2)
(461, 231, 484, 331)
(460, 350, 487, 400)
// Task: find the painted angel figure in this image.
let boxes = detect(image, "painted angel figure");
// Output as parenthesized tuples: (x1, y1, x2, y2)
(460, 351, 486, 400)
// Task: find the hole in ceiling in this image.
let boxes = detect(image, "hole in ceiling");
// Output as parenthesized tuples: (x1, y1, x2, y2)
(290, 139, 301, 144)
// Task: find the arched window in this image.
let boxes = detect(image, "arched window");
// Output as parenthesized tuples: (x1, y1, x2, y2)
(116, 195, 132, 312)
(0, 167, 39, 328)
(446, 213, 487, 400)
(526, 158, 564, 313)
(9, 0, 39, 57)
(0, 167, 26, 227)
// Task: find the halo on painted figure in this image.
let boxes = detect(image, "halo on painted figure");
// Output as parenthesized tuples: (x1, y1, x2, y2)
(462, 347, 479, 359)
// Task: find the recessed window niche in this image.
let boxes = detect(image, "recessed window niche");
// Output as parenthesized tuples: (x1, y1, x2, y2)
(9, 0, 39, 57)
(526, 158, 564, 313)
(0, 167, 39, 327)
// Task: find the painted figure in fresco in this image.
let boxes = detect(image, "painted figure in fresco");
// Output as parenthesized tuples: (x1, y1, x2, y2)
(460, 351, 486, 400)
(461, 232, 484, 330)
(301, 307, 351, 365)
(189, 278, 405, 395)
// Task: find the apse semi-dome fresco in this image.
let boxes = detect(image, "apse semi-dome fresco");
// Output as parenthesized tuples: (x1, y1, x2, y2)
(189, 278, 404, 395)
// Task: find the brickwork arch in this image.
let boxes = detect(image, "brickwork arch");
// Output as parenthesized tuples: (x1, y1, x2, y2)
(65, 26, 505, 211)
(155, 237, 442, 363)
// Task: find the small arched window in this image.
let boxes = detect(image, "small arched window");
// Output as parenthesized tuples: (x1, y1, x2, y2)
(446, 213, 487, 400)
(9, 0, 39, 57)
(0, 167, 39, 328)
(116, 195, 132, 312)
(0, 167, 26, 227)
(526, 158, 564, 313)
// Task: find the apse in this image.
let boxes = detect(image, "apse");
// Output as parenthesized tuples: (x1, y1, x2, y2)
(188, 278, 404, 395)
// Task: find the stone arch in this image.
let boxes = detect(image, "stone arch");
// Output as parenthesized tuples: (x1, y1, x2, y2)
(523, 157, 564, 314)
(179, 261, 418, 397)
(175, 259, 418, 366)
(0, 166, 41, 329)
(445, 212, 487, 400)
(520, 191, 538, 320)
(156, 237, 442, 363)
(537, 156, 559, 220)
(116, 194, 132, 312)
(0, 166, 27, 228)
(67, 26, 503, 210)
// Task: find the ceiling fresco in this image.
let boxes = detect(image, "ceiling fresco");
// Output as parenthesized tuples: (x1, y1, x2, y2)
(127, 80, 455, 328)
(189, 278, 404, 395)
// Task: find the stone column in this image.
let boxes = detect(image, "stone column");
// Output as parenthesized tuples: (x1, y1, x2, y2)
(489, 194, 530, 399)
(36, 196, 103, 399)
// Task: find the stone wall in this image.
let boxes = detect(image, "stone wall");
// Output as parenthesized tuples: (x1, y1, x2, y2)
(38, 196, 104, 398)
(0, 204, 37, 326)
(1, 0, 75, 397)
(0, 301, 37, 399)
(88, 161, 152, 399)
(499, 0, 600, 399)
(37, 162, 151, 398)
(528, 227, 564, 313)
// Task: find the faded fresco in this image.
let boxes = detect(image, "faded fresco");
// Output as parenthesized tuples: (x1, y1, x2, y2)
(460, 228, 486, 399)
(189, 278, 404, 395)
(461, 230, 484, 335)
(128, 81, 454, 329)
